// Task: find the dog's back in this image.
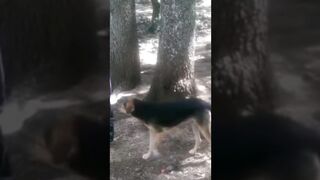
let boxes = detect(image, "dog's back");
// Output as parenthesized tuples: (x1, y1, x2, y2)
(129, 98, 211, 127)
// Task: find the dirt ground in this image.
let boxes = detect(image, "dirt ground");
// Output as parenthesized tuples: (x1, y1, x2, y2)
(110, 0, 212, 180)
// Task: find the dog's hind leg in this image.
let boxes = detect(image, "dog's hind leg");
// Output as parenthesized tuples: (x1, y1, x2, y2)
(143, 128, 160, 160)
(196, 110, 211, 144)
(189, 123, 201, 154)
(198, 124, 211, 144)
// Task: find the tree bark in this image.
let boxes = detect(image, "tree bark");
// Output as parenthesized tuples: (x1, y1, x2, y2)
(213, 0, 273, 117)
(147, 0, 160, 33)
(110, 0, 141, 91)
(0, 0, 99, 93)
(0, 49, 5, 107)
(151, 0, 160, 22)
(146, 0, 196, 102)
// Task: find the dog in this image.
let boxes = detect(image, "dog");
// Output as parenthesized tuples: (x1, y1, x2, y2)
(123, 98, 211, 160)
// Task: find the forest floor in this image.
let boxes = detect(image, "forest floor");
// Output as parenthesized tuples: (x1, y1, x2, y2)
(110, 0, 212, 180)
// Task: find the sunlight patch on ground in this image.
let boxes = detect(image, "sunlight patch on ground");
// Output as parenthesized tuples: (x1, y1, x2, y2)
(196, 83, 208, 93)
(195, 78, 211, 103)
(195, 84, 211, 104)
(196, 0, 211, 48)
(196, 33, 211, 47)
(135, 10, 152, 19)
(198, 0, 211, 8)
(140, 70, 152, 74)
(139, 38, 159, 65)
(139, 50, 157, 65)
(135, 3, 152, 19)
(192, 55, 207, 62)
(197, 92, 211, 104)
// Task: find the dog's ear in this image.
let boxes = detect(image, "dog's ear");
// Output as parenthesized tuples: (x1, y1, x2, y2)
(124, 98, 135, 113)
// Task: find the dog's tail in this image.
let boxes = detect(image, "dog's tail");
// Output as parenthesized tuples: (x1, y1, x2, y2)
(200, 100, 211, 134)
(206, 104, 212, 112)
(197, 99, 211, 111)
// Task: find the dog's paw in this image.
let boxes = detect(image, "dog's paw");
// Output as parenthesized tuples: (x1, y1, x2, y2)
(143, 152, 151, 159)
(153, 150, 161, 158)
(143, 151, 161, 160)
(189, 148, 197, 154)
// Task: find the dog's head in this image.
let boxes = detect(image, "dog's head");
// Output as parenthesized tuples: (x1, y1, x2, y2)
(123, 98, 135, 114)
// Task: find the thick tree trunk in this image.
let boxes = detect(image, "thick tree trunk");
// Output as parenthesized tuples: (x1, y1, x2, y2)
(213, 0, 273, 117)
(110, 0, 141, 91)
(146, 0, 196, 102)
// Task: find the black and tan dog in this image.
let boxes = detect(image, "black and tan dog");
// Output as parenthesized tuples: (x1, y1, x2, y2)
(123, 98, 211, 160)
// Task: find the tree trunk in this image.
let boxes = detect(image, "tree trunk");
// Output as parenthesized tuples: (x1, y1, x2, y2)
(147, 0, 160, 33)
(146, 0, 196, 102)
(110, 0, 141, 91)
(0, 0, 99, 94)
(151, 0, 160, 22)
(0, 49, 5, 107)
(213, 0, 273, 117)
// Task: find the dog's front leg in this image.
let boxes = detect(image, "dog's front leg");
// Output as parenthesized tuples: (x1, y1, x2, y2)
(189, 123, 201, 154)
(143, 128, 160, 159)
